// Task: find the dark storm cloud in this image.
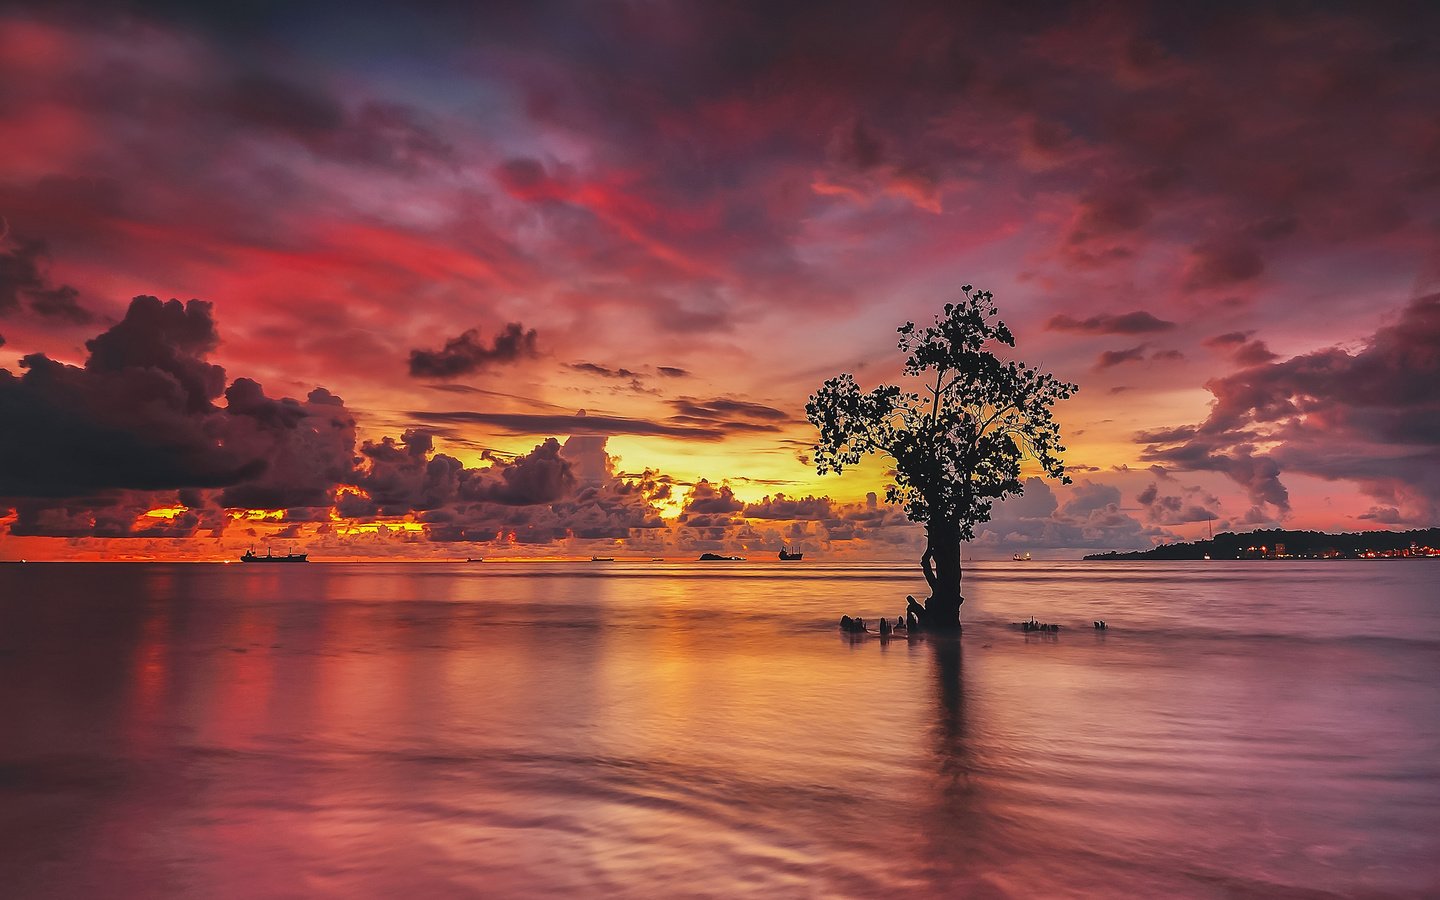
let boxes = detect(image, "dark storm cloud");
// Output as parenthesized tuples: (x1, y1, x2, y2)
(408, 323, 539, 378)
(1046, 311, 1175, 334)
(216, 381, 358, 511)
(0, 297, 255, 497)
(0, 296, 363, 540)
(0, 236, 93, 323)
(1141, 291, 1440, 521)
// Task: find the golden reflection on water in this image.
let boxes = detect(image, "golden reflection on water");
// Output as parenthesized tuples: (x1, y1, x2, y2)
(1, 562, 1438, 897)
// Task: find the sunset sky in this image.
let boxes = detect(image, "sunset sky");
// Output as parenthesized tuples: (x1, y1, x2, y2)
(2, 0, 1438, 560)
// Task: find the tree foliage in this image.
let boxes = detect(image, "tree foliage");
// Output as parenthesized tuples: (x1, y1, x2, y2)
(807, 287, 1076, 608)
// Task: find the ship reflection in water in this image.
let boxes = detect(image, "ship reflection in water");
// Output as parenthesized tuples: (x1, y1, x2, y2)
(0, 560, 1437, 897)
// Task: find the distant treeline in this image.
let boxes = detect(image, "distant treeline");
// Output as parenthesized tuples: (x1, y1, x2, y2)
(1084, 528, 1440, 560)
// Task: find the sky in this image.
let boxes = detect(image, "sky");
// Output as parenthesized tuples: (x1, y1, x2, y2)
(1, 0, 1438, 560)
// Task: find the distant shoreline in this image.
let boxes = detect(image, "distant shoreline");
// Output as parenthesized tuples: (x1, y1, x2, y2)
(1085, 527, 1440, 561)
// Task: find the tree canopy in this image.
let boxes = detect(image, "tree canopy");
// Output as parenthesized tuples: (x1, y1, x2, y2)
(806, 286, 1077, 629)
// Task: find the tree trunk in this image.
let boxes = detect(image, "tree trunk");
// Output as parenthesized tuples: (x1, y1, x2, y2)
(923, 522, 964, 631)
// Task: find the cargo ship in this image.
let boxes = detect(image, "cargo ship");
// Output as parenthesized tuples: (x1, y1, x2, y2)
(240, 547, 308, 563)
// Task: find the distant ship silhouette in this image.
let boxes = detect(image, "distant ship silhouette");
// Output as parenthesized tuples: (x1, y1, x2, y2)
(779, 546, 804, 561)
(241, 547, 308, 563)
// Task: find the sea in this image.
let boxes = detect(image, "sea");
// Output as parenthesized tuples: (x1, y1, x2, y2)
(1, 560, 1437, 898)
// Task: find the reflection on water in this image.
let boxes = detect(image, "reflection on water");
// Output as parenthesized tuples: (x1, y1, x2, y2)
(1, 561, 1438, 897)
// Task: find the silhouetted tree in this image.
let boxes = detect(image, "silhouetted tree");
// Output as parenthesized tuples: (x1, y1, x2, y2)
(807, 287, 1076, 631)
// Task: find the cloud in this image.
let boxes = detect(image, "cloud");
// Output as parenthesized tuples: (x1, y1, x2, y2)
(461, 438, 575, 506)
(743, 493, 835, 520)
(1204, 330, 1278, 365)
(0, 296, 366, 534)
(1232, 340, 1278, 366)
(1065, 188, 1152, 246)
(409, 323, 539, 378)
(1047, 311, 1176, 334)
(682, 478, 744, 515)
(1182, 242, 1265, 291)
(0, 296, 260, 497)
(416, 435, 669, 544)
(1135, 481, 1220, 525)
(1141, 291, 1440, 521)
(667, 396, 792, 429)
(216, 381, 358, 511)
(412, 409, 732, 440)
(969, 477, 1164, 551)
(1094, 344, 1149, 370)
(0, 234, 92, 323)
(570, 362, 640, 379)
(6, 490, 218, 539)
(216, 72, 453, 173)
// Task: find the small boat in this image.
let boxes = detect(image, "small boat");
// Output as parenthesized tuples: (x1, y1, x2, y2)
(699, 553, 745, 561)
(590, 556, 616, 562)
(241, 547, 308, 563)
(778, 546, 804, 561)
(1012, 552, 1031, 561)
(465, 557, 485, 562)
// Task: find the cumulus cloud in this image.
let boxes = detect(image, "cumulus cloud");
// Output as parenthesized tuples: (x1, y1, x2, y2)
(0, 296, 261, 497)
(971, 478, 1164, 551)
(1141, 291, 1440, 522)
(408, 323, 539, 378)
(682, 479, 744, 516)
(461, 438, 575, 506)
(743, 493, 835, 520)
(0, 296, 365, 534)
(416, 435, 668, 544)
(217, 381, 358, 511)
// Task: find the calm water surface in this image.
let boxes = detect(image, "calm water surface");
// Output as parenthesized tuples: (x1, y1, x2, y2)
(1, 560, 1438, 898)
